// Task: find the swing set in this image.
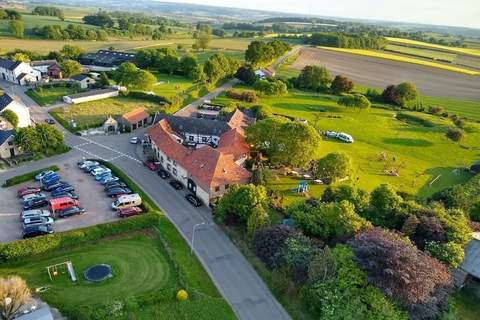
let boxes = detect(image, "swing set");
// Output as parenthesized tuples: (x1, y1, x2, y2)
(46, 261, 77, 282)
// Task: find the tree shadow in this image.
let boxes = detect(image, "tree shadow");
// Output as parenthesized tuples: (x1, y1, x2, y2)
(416, 166, 474, 199)
(383, 138, 434, 147)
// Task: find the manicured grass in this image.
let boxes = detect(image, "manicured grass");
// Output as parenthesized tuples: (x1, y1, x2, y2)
(214, 89, 480, 202)
(386, 37, 480, 57)
(152, 73, 196, 99)
(49, 96, 162, 129)
(415, 95, 480, 122)
(26, 86, 78, 106)
(2, 165, 59, 187)
(319, 47, 480, 75)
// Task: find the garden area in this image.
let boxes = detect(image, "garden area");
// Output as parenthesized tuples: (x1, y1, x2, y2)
(26, 85, 79, 106)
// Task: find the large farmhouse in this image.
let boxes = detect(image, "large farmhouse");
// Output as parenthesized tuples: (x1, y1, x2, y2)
(79, 50, 136, 70)
(0, 93, 31, 128)
(146, 110, 252, 204)
(0, 58, 41, 85)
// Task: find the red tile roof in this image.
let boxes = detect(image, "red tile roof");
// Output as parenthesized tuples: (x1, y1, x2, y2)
(148, 120, 251, 191)
(218, 128, 250, 161)
(122, 108, 149, 125)
(227, 109, 251, 135)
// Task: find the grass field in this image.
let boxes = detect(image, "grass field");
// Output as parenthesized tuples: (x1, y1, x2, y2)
(385, 44, 457, 62)
(319, 47, 480, 75)
(213, 89, 479, 202)
(386, 37, 480, 57)
(152, 73, 196, 99)
(50, 95, 162, 128)
(26, 86, 78, 106)
(195, 50, 245, 64)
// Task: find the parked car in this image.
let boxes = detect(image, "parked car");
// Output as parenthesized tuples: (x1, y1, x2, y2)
(157, 169, 170, 179)
(51, 192, 79, 200)
(82, 164, 100, 172)
(17, 186, 41, 198)
(106, 187, 132, 197)
(22, 193, 46, 202)
(22, 225, 54, 239)
(169, 180, 184, 190)
(41, 173, 60, 185)
(20, 209, 52, 221)
(104, 181, 127, 190)
(50, 197, 80, 213)
(337, 132, 354, 143)
(57, 206, 85, 218)
(35, 170, 55, 181)
(23, 216, 54, 228)
(44, 118, 55, 125)
(91, 166, 111, 176)
(325, 131, 338, 138)
(43, 181, 68, 191)
(143, 160, 161, 171)
(78, 160, 99, 169)
(130, 137, 139, 144)
(185, 194, 202, 207)
(117, 206, 142, 218)
(112, 194, 142, 210)
(100, 176, 119, 185)
(23, 198, 49, 210)
(95, 172, 112, 181)
(51, 186, 75, 197)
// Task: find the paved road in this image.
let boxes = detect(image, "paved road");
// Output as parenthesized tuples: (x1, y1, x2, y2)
(0, 83, 291, 320)
(293, 47, 480, 100)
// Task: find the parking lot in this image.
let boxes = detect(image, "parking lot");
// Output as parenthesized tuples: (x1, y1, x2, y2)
(0, 157, 119, 243)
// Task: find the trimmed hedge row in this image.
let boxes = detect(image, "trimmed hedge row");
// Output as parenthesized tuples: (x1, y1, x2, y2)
(0, 214, 161, 262)
(127, 91, 171, 105)
(2, 165, 60, 188)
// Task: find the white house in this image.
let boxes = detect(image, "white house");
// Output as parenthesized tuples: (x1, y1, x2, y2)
(0, 129, 18, 159)
(63, 88, 119, 104)
(71, 74, 96, 89)
(0, 93, 31, 128)
(0, 58, 41, 85)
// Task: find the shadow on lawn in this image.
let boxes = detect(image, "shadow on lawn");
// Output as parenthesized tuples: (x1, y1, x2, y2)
(416, 166, 473, 199)
(383, 138, 434, 147)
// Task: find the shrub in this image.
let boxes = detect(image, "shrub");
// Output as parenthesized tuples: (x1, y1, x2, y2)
(2, 165, 59, 187)
(254, 79, 288, 96)
(1, 109, 19, 128)
(315, 153, 352, 183)
(226, 89, 258, 103)
(445, 127, 464, 142)
(251, 104, 272, 120)
(330, 75, 354, 94)
(252, 225, 298, 269)
(366, 184, 403, 228)
(428, 106, 444, 115)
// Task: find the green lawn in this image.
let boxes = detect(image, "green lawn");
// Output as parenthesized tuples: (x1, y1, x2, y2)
(195, 50, 245, 64)
(26, 86, 78, 106)
(214, 89, 479, 202)
(152, 73, 196, 99)
(454, 287, 480, 320)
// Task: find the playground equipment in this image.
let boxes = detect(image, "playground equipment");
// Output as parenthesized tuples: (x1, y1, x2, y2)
(294, 180, 308, 193)
(46, 261, 77, 282)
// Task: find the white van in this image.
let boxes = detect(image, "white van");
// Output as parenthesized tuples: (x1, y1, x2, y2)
(337, 132, 354, 143)
(111, 194, 142, 211)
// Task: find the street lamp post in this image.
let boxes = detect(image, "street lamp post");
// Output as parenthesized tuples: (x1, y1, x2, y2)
(191, 222, 206, 255)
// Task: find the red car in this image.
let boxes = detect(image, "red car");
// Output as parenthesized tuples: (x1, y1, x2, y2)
(117, 206, 142, 218)
(143, 160, 160, 171)
(17, 186, 41, 198)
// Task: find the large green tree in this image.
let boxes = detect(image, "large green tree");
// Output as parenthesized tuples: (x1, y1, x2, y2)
(9, 20, 24, 38)
(60, 44, 85, 60)
(296, 65, 332, 92)
(60, 60, 83, 77)
(337, 94, 371, 111)
(315, 153, 352, 183)
(14, 124, 64, 153)
(113, 62, 156, 90)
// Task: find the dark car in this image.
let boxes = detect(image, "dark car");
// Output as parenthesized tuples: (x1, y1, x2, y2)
(52, 184, 74, 194)
(45, 118, 55, 125)
(22, 225, 54, 239)
(185, 194, 202, 207)
(117, 206, 142, 218)
(157, 169, 171, 179)
(169, 180, 184, 190)
(43, 181, 65, 191)
(143, 160, 161, 171)
(57, 206, 85, 218)
(106, 187, 132, 197)
(51, 192, 79, 200)
(23, 198, 49, 210)
(104, 181, 127, 190)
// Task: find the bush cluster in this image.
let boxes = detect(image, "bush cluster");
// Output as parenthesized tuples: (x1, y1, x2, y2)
(226, 89, 258, 103)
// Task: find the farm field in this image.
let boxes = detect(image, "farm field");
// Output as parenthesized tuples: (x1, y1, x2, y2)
(289, 47, 480, 102)
(26, 86, 78, 106)
(213, 89, 479, 202)
(195, 49, 245, 64)
(386, 37, 480, 57)
(319, 47, 480, 75)
(385, 44, 457, 62)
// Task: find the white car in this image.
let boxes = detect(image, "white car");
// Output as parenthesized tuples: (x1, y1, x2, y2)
(130, 137, 139, 144)
(337, 132, 354, 143)
(91, 167, 112, 176)
(22, 216, 54, 228)
(78, 160, 99, 169)
(35, 170, 55, 181)
(20, 209, 52, 221)
(325, 131, 338, 138)
(22, 193, 46, 202)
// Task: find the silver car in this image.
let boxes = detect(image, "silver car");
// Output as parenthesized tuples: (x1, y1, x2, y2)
(22, 216, 54, 229)
(20, 209, 52, 221)
(22, 193, 46, 202)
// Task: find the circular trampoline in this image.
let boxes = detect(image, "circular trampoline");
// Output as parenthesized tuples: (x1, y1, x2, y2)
(84, 264, 113, 282)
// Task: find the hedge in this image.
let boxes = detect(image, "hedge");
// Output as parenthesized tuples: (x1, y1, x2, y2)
(0, 214, 161, 262)
(2, 165, 60, 188)
(127, 91, 171, 105)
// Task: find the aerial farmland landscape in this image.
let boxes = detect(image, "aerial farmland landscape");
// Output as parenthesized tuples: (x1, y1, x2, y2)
(0, 0, 479, 319)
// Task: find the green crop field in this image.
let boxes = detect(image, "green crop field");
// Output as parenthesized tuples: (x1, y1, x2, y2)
(385, 44, 457, 62)
(213, 89, 479, 202)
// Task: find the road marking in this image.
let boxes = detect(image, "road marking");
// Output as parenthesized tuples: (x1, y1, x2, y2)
(74, 137, 142, 164)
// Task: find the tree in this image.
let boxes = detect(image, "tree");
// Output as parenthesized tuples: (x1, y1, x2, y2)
(331, 75, 354, 94)
(445, 127, 464, 142)
(113, 62, 138, 87)
(253, 225, 298, 269)
(180, 54, 198, 78)
(351, 228, 452, 319)
(1, 110, 19, 128)
(251, 104, 272, 120)
(367, 184, 403, 227)
(382, 82, 418, 106)
(280, 234, 320, 282)
(235, 66, 256, 85)
(247, 205, 270, 237)
(288, 200, 371, 241)
(246, 117, 321, 168)
(0, 9, 6, 20)
(411, 215, 446, 250)
(337, 94, 371, 111)
(321, 185, 369, 213)
(215, 184, 269, 224)
(9, 20, 24, 38)
(14, 124, 64, 153)
(254, 79, 288, 96)
(0, 276, 31, 320)
(204, 59, 223, 84)
(245, 41, 274, 67)
(61, 60, 83, 77)
(296, 65, 332, 92)
(83, 12, 114, 28)
(195, 30, 212, 51)
(191, 65, 207, 85)
(11, 53, 30, 62)
(315, 153, 352, 183)
(60, 44, 85, 60)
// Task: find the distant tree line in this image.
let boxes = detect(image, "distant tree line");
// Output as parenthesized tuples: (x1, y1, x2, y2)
(0, 8, 22, 20)
(307, 32, 387, 49)
(82, 11, 114, 28)
(32, 6, 64, 20)
(109, 11, 187, 28)
(33, 24, 107, 41)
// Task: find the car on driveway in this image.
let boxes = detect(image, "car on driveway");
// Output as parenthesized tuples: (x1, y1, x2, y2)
(130, 137, 139, 144)
(23, 198, 49, 210)
(23, 216, 54, 228)
(17, 186, 42, 198)
(169, 180, 184, 190)
(117, 206, 142, 218)
(22, 225, 54, 239)
(185, 194, 202, 207)
(35, 170, 55, 181)
(51, 192, 79, 200)
(104, 181, 127, 190)
(157, 169, 170, 179)
(100, 176, 119, 185)
(20, 209, 52, 221)
(143, 160, 161, 171)
(45, 118, 55, 125)
(57, 206, 85, 218)
(106, 187, 132, 197)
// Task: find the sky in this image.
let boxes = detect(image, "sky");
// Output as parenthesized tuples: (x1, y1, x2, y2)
(158, 0, 480, 28)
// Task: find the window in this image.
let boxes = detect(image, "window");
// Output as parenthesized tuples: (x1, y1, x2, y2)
(214, 186, 220, 192)
(167, 164, 171, 171)
(189, 136, 194, 141)
(172, 168, 177, 176)
(202, 137, 208, 143)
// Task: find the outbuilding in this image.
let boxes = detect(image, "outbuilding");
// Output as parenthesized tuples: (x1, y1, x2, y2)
(63, 88, 119, 104)
(103, 116, 119, 133)
(119, 108, 150, 131)
(71, 74, 96, 89)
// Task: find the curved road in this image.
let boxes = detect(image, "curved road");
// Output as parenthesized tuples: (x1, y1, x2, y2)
(293, 47, 480, 100)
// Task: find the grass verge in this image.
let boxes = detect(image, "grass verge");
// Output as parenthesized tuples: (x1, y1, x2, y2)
(2, 165, 59, 188)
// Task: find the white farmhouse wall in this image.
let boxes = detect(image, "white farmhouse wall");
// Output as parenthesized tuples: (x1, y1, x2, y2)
(3, 100, 31, 128)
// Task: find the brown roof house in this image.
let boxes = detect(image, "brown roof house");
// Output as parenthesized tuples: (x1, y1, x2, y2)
(146, 110, 252, 205)
(119, 108, 150, 131)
